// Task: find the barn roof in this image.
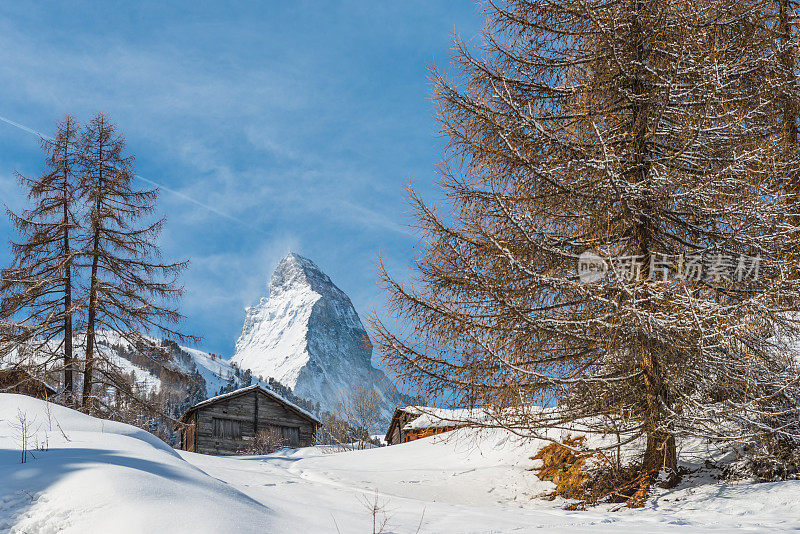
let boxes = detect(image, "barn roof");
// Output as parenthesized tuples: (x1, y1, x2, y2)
(403, 406, 493, 430)
(0, 368, 59, 396)
(179, 384, 321, 425)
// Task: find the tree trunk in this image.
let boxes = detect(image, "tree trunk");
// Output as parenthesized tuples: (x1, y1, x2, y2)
(82, 232, 100, 412)
(643, 431, 677, 474)
(82, 139, 103, 413)
(628, 0, 678, 482)
(62, 142, 73, 400)
(779, 0, 800, 277)
(641, 346, 678, 483)
(63, 199, 73, 399)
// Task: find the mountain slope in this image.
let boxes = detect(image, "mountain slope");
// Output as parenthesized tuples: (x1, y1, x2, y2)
(231, 253, 400, 424)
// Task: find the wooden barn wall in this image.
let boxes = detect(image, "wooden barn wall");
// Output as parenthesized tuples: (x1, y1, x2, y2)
(193, 390, 317, 456)
(404, 426, 458, 442)
(180, 412, 197, 452)
(387, 411, 419, 445)
(388, 425, 402, 445)
(254, 393, 317, 447)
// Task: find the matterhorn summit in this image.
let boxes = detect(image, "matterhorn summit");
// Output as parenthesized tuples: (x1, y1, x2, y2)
(232, 253, 399, 422)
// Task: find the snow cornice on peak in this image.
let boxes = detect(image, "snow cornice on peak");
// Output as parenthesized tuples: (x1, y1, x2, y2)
(269, 252, 338, 296)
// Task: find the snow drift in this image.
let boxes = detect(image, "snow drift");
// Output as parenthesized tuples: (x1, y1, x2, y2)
(0, 394, 271, 533)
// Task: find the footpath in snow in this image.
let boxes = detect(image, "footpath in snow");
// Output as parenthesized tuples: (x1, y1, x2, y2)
(2, 394, 800, 532)
(186, 431, 800, 533)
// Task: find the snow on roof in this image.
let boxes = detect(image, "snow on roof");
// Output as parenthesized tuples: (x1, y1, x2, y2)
(185, 384, 321, 424)
(399, 405, 493, 430)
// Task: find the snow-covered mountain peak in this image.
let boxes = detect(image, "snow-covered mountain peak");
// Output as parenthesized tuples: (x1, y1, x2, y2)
(231, 253, 399, 425)
(270, 253, 336, 296)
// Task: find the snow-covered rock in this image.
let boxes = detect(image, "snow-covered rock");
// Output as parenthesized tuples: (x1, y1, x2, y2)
(231, 253, 400, 424)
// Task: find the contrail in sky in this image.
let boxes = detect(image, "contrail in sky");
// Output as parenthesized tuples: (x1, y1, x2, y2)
(0, 114, 262, 232)
(0, 115, 50, 139)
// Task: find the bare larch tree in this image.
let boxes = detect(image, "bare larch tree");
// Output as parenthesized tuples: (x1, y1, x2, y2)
(79, 112, 194, 412)
(1, 116, 82, 399)
(371, 0, 800, 487)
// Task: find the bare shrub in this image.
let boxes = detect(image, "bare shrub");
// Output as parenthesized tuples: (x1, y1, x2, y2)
(243, 428, 287, 455)
(725, 437, 800, 482)
(317, 385, 384, 452)
(340, 385, 381, 450)
(10, 409, 38, 463)
(358, 490, 392, 534)
(315, 412, 356, 452)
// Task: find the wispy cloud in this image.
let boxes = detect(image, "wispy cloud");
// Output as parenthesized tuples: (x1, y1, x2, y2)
(180, 236, 301, 348)
(0, 113, 262, 232)
(0, 1, 480, 361)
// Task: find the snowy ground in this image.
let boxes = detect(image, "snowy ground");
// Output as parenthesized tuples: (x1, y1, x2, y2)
(2, 394, 800, 533)
(0, 395, 271, 533)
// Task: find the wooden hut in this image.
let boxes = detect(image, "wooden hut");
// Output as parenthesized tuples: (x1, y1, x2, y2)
(0, 369, 58, 400)
(384, 406, 463, 445)
(178, 384, 321, 455)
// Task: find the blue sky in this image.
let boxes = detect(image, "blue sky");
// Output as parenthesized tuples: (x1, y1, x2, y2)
(0, 2, 481, 375)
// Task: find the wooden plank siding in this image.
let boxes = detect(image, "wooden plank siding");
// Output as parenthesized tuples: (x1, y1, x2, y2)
(180, 412, 197, 452)
(404, 426, 458, 442)
(179, 386, 319, 456)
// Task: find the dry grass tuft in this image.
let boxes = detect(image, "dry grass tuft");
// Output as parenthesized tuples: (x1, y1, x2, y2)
(531, 436, 665, 509)
(531, 436, 590, 501)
